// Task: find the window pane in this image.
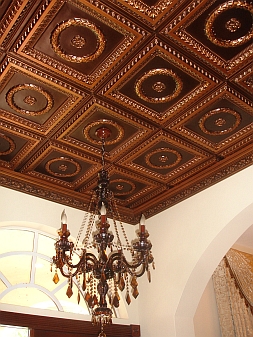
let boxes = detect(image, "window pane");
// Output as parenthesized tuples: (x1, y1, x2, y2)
(55, 283, 89, 315)
(0, 229, 34, 254)
(35, 257, 63, 291)
(0, 255, 32, 284)
(0, 279, 7, 293)
(0, 325, 29, 337)
(37, 234, 56, 257)
(1, 287, 57, 309)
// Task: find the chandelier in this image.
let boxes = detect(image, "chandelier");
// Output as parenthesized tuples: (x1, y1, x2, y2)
(51, 126, 154, 337)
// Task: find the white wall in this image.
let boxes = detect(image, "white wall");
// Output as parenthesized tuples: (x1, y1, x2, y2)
(194, 278, 221, 337)
(137, 165, 253, 337)
(1, 165, 253, 336)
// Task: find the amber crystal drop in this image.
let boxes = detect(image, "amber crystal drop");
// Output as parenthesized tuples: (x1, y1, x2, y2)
(132, 286, 139, 299)
(147, 270, 151, 283)
(66, 285, 73, 298)
(77, 291, 80, 304)
(131, 276, 138, 288)
(88, 296, 94, 308)
(93, 294, 98, 306)
(53, 272, 59, 284)
(82, 277, 86, 291)
(118, 276, 125, 291)
(126, 292, 131, 305)
(85, 291, 91, 302)
(113, 295, 120, 308)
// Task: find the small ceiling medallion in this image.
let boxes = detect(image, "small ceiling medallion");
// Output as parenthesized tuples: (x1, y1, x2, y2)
(71, 35, 86, 49)
(205, 1, 253, 47)
(0, 134, 15, 155)
(152, 81, 166, 93)
(225, 17, 241, 33)
(6, 83, 53, 116)
(83, 119, 124, 145)
(45, 157, 81, 177)
(135, 68, 183, 103)
(51, 18, 105, 63)
(110, 179, 136, 195)
(145, 148, 182, 169)
(199, 108, 241, 135)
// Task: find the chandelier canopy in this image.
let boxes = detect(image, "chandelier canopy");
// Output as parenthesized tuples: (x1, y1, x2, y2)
(51, 127, 154, 337)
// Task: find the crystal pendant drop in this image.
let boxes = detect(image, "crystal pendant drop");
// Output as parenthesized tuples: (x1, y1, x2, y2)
(112, 295, 120, 308)
(131, 276, 138, 288)
(77, 291, 80, 304)
(66, 285, 73, 298)
(53, 272, 59, 284)
(85, 291, 91, 302)
(126, 292, 131, 305)
(147, 270, 151, 283)
(118, 276, 125, 291)
(82, 276, 86, 291)
(132, 286, 139, 299)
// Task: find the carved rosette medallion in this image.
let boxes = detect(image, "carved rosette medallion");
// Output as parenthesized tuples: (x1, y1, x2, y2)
(0, 134, 15, 155)
(199, 108, 241, 135)
(45, 157, 81, 177)
(83, 120, 124, 145)
(6, 84, 53, 116)
(110, 179, 136, 195)
(205, 1, 253, 47)
(145, 148, 182, 169)
(51, 18, 106, 63)
(135, 68, 183, 103)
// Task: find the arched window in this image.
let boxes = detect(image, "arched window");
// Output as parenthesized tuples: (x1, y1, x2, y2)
(0, 225, 89, 315)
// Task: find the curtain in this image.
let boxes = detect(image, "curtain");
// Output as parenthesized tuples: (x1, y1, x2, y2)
(213, 249, 253, 337)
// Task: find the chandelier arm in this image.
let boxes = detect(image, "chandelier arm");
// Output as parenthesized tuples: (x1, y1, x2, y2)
(59, 251, 86, 271)
(57, 265, 80, 278)
(108, 251, 148, 271)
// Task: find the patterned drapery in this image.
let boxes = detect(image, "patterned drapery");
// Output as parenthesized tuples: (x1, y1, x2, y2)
(213, 249, 253, 337)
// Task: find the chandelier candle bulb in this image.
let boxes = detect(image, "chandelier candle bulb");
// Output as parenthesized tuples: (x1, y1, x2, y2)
(100, 202, 107, 224)
(61, 209, 68, 232)
(140, 214, 146, 233)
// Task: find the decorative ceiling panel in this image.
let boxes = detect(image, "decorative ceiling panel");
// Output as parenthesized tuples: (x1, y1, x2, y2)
(21, 141, 101, 189)
(119, 130, 213, 184)
(0, 58, 85, 134)
(164, 0, 253, 76)
(101, 42, 219, 123)
(56, 100, 156, 159)
(0, 0, 252, 224)
(14, 0, 148, 88)
(169, 85, 253, 153)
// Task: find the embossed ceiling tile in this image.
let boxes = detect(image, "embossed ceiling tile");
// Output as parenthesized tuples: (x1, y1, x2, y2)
(101, 41, 219, 123)
(0, 58, 85, 134)
(231, 64, 253, 97)
(56, 99, 156, 159)
(14, 0, 148, 88)
(169, 85, 253, 153)
(119, 130, 212, 184)
(80, 165, 163, 209)
(109, 0, 187, 27)
(0, 120, 41, 170)
(163, 0, 253, 75)
(0, 0, 36, 48)
(21, 142, 101, 189)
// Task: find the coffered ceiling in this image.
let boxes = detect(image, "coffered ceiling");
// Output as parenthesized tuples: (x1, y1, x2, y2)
(0, 0, 252, 224)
